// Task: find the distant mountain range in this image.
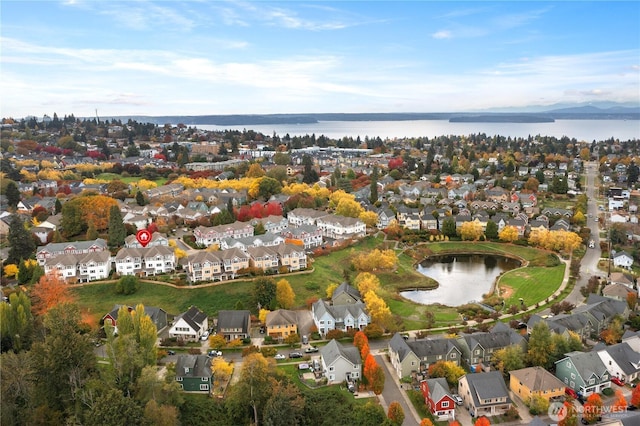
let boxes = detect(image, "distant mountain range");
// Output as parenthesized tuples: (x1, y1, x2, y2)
(102, 103, 640, 125)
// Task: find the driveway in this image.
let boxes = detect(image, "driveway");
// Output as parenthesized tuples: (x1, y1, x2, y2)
(296, 309, 314, 338)
(375, 353, 420, 426)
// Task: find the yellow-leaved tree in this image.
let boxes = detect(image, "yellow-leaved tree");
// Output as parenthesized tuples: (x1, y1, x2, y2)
(211, 357, 234, 390)
(459, 221, 484, 241)
(359, 210, 379, 228)
(258, 308, 271, 324)
(326, 283, 339, 299)
(276, 279, 295, 309)
(363, 291, 392, 329)
(498, 225, 519, 243)
(354, 272, 380, 296)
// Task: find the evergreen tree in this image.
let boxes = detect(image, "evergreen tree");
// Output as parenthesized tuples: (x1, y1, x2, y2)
(135, 190, 146, 206)
(54, 198, 62, 214)
(107, 205, 126, 248)
(61, 202, 84, 237)
(5, 181, 20, 209)
(369, 166, 379, 204)
(485, 220, 498, 240)
(302, 155, 318, 184)
(7, 216, 35, 264)
(86, 221, 98, 240)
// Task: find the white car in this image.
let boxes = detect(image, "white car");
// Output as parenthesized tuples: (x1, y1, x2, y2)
(452, 394, 463, 405)
(200, 331, 209, 341)
(274, 354, 286, 360)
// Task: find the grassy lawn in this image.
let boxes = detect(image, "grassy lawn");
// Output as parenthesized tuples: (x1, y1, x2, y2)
(73, 238, 565, 331)
(499, 264, 565, 307)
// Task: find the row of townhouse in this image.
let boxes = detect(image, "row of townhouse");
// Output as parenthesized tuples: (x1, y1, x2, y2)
(184, 242, 307, 283)
(286, 208, 366, 240)
(194, 221, 254, 246)
(43, 245, 176, 282)
(388, 323, 527, 380)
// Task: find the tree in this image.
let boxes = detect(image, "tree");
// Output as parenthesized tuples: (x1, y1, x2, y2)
(86, 220, 98, 240)
(335, 198, 364, 218)
(441, 217, 457, 238)
(627, 292, 638, 311)
(246, 163, 265, 178)
(359, 210, 379, 228)
(276, 279, 295, 309)
(61, 200, 84, 237)
(387, 401, 405, 426)
(475, 416, 491, 426)
(354, 401, 387, 425)
(326, 283, 339, 299)
(600, 316, 624, 344)
(583, 393, 603, 424)
(492, 345, 524, 376)
(107, 206, 126, 248)
(262, 380, 305, 426)
(363, 291, 392, 329)
(420, 419, 434, 426)
(369, 166, 379, 204)
(459, 221, 483, 241)
(0, 292, 33, 352)
(354, 272, 380, 296)
(528, 394, 549, 416)
(31, 271, 76, 316)
(143, 400, 179, 426)
(211, 357, 233, 389)
(485, 220, 498, 240)
(115, 275, 139, 295)
(86, 388, 144, 425)
(5, 180, 20, 209)
(558, 400, 578, 426)
(527, 321, 554, 368)
(498, 225, 519, 243)
(258, 177, 283, 200)
(611, 389, 628, 412)
(353, 331, 369, 358)
(427, 360, 465, 387)
(3, 263, 18, 278)
(253, 277, 277, 310)
(136, 190, 146, 206)
(226, 353, 275, 425)
(7, 216, 36, 264)
(631, 384, 640, 407)
(524, 177, 540, 192)
(302, 155, 318, 184)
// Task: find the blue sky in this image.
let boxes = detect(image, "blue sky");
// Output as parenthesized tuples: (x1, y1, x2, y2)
(1, 1, 639, 118)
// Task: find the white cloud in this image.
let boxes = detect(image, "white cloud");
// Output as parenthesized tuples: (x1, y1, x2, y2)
(432, 30, 452, 39)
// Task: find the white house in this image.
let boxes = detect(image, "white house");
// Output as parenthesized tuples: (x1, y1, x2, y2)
(315, 214, 366, 240)
(596, 342, 640, 384)
(319, 339, 361, 384)
(169, 306, 209, 342)
(311, 300, 370, 335)
(612, 251, 634, 270)
(114, 246, 176, 276)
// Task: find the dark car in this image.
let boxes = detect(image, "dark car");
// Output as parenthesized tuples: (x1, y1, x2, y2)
(167, 350, 176, 355)
(289, 352, 303, 358)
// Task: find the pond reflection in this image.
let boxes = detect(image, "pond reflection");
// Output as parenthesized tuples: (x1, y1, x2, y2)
(400, 254, 519, 307)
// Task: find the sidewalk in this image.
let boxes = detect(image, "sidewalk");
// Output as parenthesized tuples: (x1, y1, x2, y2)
(374, 349, 422, 426)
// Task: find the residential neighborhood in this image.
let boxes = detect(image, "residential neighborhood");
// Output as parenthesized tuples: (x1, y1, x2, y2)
(2, 116, 640, 426)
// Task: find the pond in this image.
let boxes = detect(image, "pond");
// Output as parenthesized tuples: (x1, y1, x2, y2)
(400, 254, 521, 307)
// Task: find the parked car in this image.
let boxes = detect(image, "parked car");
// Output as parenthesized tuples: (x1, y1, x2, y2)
(289, 352, 303, 358)
(304, 346, 319, 353)
(452, 394, 463, 405)
(302, 335, 308, 344)
(274, 353, 285, 360)
(611, 377, 624, 386)
(167, 350, 176, 355)
(200, 331, 209, 341)
(565, 387, 579, 399)
(208, 350, 222, 357)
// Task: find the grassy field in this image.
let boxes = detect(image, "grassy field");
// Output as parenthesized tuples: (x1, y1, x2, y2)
(499, 264, 565, 307)
(73, 238, 565, 331)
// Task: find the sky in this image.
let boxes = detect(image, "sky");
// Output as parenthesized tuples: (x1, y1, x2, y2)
(1, 1, 639, 118)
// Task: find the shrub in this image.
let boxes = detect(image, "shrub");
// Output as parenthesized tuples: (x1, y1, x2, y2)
(326, 329, 345, 340)
(115, 275, 139, 295)
(364, 323, 384, 339)
(188, 348, 202, 355)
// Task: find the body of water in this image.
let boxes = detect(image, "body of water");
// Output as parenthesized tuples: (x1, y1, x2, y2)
(400, 254, 520, 307)
(196, 119, 639, 141)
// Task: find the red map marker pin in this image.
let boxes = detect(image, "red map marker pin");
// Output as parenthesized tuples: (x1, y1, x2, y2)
(136, 229, 152, 247)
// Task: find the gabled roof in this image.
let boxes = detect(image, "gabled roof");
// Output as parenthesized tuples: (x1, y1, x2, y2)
(462, 329, 524, 351)
(176, 306, 208, 333)
(265, 309, 298, 327)
(332, 282, 362, 304)
(598, 342, 640, 375)
(320, 339, 361, 366)
(509, 366, 565, 392)
(217, 310, 250, 333)
(408, 337, 461, 359)
(389, 332, 414, 362)
(557, 351, 609, 381)
(175, 355, 212, 379)
(464, 371, 511, 403)
(423, 377, 451, 404)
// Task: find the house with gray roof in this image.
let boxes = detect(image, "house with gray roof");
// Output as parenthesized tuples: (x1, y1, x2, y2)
(555, 351, 611, 397)
(388, 332, 462, 379)
(331, 282, 362, 305)
(102, 304, 168, 334)
(457, 323, 527, 368)
(597, 341, 640, 384)
(319, 339, 361, 384)
(169, 306, 209, 342)
(458, 370, 512, 417)
(175, 355, 213, 393)
(36, 238, 108, 266)
(312, 299, 369, 336)
(216, 310, 250, 341)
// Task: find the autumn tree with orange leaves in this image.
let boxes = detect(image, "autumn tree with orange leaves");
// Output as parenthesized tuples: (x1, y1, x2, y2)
(631, 385, 640, 408)
(557, 401, 578, 426)
(475, 416, 491, 426)
(611, 390, 628, 412)
(420, 419, 434, 426)
(363, 353, 385, 394)
(583, 393, 603, 423)
(31, 271, 75, 315)
(387, 401, 404, 426)
(353, 331, 370, 359)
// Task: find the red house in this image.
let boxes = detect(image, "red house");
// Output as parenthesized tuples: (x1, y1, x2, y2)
(421, 378, 456, 421)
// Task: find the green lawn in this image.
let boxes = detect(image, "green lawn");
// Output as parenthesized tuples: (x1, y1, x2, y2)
(499, 264, 565, 307)
(73, 239, 565, 331)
